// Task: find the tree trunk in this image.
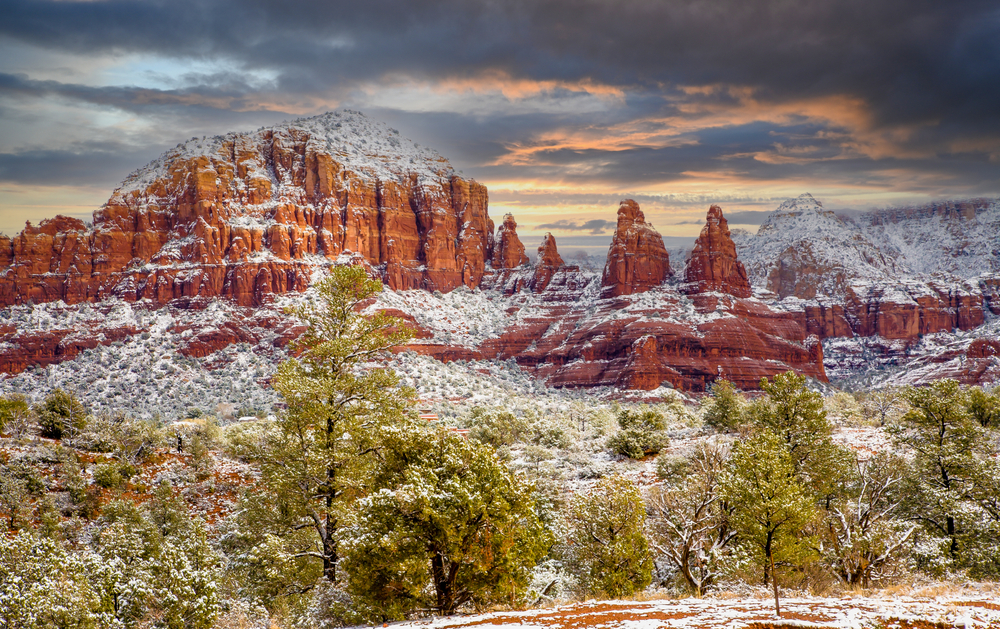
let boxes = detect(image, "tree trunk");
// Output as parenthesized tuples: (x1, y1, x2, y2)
(323, 493, 338, 582)
(431, 552, 454, 613)
(769, 549, 781, 617)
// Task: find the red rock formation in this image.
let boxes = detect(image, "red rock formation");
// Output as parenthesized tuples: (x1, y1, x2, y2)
(472, 275, 827, 392)
(601, 200, 672, 297)
(683, 205, 752, 298)
(532, 233, 564, 292)
(491, 214, 529, 269)
(0, 112, 493, 308)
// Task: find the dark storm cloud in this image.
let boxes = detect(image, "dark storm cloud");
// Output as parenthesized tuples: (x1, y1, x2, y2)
(536, 219, 616, 234)
(2, 0, 1000, 197)
(5, 0, 999, 137)
(0, 142, 160, 187)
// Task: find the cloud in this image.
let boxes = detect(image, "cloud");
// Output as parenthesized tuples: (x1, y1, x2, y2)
(670, 210, 774, 225)
(537, 219, 616, 234)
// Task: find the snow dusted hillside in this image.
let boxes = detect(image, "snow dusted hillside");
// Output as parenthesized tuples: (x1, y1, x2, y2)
(733, 193, 904, 300)
(735, 193, 1000, 298)
(118, 109, 455, 197)
(854, 199, 1000, 278)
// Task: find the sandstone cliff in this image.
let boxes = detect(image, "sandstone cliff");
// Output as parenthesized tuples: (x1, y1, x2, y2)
(491, 214, 529, 269)
(682, 205, 752, 298)
(0, 111, 493, 307)
(601, 200, 672, 297)
(531, 233, 564, 293)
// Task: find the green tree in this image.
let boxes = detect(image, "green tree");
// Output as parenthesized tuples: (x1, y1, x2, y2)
(94, 495, 220, 629)
(893, 379, 996, 573)
(343, 427, 550, 618)
(0, 529, 111, 628)
(747, 372, 850, 500)
(467, 407, 530, 448)
(702, 379, 745, 431)
(607, 408, 669, 459)
(647, 442, 734, 595)
(965, 386, 1000, 429)
(36, 388, 88, 439)
(0, 394, 30, 435)
(566, 475, 653, 597)
(720, 430, 815, 617)
(224, 265, 415, 610)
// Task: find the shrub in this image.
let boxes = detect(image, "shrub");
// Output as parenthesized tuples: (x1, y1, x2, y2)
(0, 395, 31, 435)
(36, 389, 88, 439)
(608, 408, 669, 458)
(702, 379, 745, 431)
(565, 474, 653, 597)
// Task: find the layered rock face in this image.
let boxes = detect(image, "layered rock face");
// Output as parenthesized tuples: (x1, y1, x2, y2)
(736, 193, 993, 343)
(531, 233, 564, 292)
(683, 205, 752, 298)
(601, 200, 672, 296)
(491, 214, 529, 269)
(0, 111, 493, 307)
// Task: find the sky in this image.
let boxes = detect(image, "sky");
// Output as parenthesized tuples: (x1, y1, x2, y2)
(2, 0, 999, 252)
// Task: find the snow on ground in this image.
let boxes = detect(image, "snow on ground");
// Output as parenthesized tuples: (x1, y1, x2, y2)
(393, 594, 1000, 629)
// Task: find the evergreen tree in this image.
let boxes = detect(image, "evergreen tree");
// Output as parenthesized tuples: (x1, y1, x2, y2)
(566, 475, 653, 597)
(720, 430, 815, 617)
(965, 386, 1000, 429)
(747, 371, 851, 500)
(36, 388, 88, 439)
(702, 379, 745, 431)
(607, 407, 669, 459)
(342, 427, 550, 618)
(893, 379, 998, 574)
(224, 265, 415, 610)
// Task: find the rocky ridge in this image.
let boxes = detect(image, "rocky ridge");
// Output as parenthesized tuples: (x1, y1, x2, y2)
(2, 113, 997, 403)
(0, 110, 493, 308)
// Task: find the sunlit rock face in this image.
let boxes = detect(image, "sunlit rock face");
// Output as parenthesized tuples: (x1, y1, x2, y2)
(0, 110, 493, 308)
(682, 204, 752, 298)
(601, 199, 673, 297)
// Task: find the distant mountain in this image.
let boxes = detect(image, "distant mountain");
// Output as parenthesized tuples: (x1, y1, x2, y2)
(1, 114, 998, 416)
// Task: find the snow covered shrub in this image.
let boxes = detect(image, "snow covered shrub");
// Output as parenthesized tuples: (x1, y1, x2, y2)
(36, 388, 88, 439)
(566, 475, 653, 597)
(526, 559, 579, 605)
(95, 495, 221, 629)
(93, 461, 128, 489)
(0, 529, 110, 629)
(467, 407, 530, 447)
(74, 411, 162, 463)
(607, 408, 669, 459)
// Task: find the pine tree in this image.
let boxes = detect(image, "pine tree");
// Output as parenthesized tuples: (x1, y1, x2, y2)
(720, 430, 815, 617)
(342, 427, 550, 618)
(567, 475, 653, 598)
(702, 379, 745, 431)
(225, 265, 416, 608)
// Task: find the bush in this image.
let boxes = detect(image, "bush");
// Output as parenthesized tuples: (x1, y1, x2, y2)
(73, 411, 162, 462)
(92, 461, 134, 490)
(702, 379, 745, 431)
(0, 395, 31, 435)
(467, 407, 530, 447)
(608, 408, 669, 458)
(36, 389, 88, 440)
(565, 474, 652, 597)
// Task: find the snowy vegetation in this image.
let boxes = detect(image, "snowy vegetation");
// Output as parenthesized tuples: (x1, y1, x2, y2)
(3, 267, 1000, 628)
